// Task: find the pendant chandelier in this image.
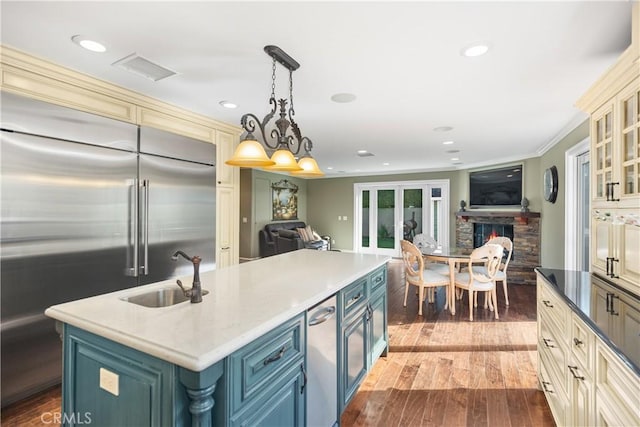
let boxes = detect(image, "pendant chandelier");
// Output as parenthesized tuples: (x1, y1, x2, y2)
(225, 45, 324, 177)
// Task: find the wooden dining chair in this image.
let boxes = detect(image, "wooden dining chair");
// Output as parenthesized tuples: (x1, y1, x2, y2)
(473, 236, 513, 308)
(401, 240, 450, 316)
(453, 243, 503, 321)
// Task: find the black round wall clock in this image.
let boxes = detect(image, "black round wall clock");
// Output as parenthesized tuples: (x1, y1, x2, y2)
(543, 165, 558, 203)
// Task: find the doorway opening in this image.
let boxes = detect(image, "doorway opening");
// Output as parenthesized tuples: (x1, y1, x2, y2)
(565, 137, 590, 271)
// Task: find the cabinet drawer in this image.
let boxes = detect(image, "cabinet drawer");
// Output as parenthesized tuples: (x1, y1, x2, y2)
(228, 314, 304, 412)
(538, 280, 569, 341)
(369, 266, 387, 295)
(539, 317, 569, 398)
(595, 339, 640, 425)
(570, 313, 593, 371)
(539, 351, 569, 427)
(340, 277, 368, 320)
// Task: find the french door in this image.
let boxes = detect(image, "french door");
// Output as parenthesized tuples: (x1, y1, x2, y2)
(354, 180, 449, 257)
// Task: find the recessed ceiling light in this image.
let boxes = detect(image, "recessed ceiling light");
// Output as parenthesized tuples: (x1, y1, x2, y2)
(513, 168, 521, 172)
(433, 126, 453, 132)
(451, 157, 459, 161)
(442, 141, 454, 145)
(326, 166, 334, 170)
(331, 93, 357, 103)
(507, 174, 513, 178)
(461, 43, 490, 57)
(219, 101, 237, 109)
(71, 35, 106, 53)
(383, 162, 390, 166)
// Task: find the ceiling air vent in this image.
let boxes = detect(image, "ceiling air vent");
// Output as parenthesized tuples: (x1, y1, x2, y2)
(112, 53, 177, 82)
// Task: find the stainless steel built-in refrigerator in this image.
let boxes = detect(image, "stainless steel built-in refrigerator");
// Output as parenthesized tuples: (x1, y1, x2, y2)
(0, 92, 216, 406)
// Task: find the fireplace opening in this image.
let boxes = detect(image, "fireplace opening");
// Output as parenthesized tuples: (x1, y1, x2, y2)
(473, 223, 514, 259)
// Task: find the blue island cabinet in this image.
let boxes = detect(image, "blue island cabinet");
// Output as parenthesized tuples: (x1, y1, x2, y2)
(63, 325, 216, 426)
(338, 265, 388, 412)
(62, 314, 305, 426)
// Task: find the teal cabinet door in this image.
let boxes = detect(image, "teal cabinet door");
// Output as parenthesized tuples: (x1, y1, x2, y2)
(230, 362, 306, 427)
(341, 311, 368, 409)
(64, 326, 179, 427)
(369, 290, 388, 364)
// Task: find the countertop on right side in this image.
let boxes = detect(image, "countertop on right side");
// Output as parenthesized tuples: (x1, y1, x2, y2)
(536, 268, 639, 376)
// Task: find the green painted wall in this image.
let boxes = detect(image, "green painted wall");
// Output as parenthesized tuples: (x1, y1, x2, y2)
(539, 119, 590, 268)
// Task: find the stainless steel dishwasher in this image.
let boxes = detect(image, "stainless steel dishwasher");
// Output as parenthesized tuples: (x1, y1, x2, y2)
(307, 294, 338, 427)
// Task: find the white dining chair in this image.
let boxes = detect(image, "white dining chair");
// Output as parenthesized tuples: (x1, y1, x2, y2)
(473, 236, 513, 308)
(401, 240, 450, 316)
(453, 243, 503, 321)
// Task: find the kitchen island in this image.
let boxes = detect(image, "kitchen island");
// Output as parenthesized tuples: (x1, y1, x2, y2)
(45, 250, 390, 426)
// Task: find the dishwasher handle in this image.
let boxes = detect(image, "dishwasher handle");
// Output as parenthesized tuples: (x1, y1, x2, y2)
(308, 306, 336, 326)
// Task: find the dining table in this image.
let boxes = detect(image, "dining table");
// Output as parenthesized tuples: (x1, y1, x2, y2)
(420, 245, 474, 316)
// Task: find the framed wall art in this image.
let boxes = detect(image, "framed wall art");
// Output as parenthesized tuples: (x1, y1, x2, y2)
(272, 179, 298, 220)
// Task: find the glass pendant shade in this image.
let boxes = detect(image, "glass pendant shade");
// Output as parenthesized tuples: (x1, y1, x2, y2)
(291, 156, 324, 177)
(263, 148, 303, 171)
(225, 138, 275, 167)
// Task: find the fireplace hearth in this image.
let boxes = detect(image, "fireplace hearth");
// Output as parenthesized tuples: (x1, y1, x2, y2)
(456, 211, 540, 285)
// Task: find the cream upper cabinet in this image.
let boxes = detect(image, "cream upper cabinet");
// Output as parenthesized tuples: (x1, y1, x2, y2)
(590, 79, 640, 208)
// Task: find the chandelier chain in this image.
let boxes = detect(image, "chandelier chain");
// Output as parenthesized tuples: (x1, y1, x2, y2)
(289, 70, 295, 115)
(270, 57, 277, 100)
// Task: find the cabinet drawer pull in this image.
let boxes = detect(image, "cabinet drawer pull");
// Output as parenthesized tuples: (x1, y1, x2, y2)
(542, 381, 554, 394)
(573, 337, 583, 347)
(609, 259, 619, 279)
(300, 364, 307, 395)
(568, 365, 585, 381)
(542, 338, 555, 348)
(349, 293, 362, 304)
(264, 346, 286, 366)
(542, 300, 553, 308)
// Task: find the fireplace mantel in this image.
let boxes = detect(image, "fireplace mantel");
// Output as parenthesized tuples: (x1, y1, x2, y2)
(456, 210, 540, 225)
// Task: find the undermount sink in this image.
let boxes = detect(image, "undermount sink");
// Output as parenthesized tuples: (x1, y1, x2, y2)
(121, 287, 209, 308)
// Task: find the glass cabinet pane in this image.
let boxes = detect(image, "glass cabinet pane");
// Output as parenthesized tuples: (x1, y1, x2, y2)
(605, 112, 612, 138)
(625, 131, 635, 161)
(597, 146, 603, 170)
(596, 118, 603, 143)
(624, 97, 634, 128)
(605, 142, 612, 168)
(624, 165, 635, 194)
(596, 175, 604, 198)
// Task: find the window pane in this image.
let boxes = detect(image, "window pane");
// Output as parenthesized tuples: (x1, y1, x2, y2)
(361, 190, 369, 247)
(403, 189, 422, 241)
(431, 187, 442, 198)
(377, 189, 395, 249)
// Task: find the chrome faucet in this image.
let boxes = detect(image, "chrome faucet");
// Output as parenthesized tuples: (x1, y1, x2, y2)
(171, 250, 203, 303)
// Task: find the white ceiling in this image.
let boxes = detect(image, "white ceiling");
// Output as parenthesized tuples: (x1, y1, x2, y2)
(0, 1, 633, 177)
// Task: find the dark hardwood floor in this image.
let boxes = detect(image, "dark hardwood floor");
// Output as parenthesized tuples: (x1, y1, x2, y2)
(1, 259, 554, 426)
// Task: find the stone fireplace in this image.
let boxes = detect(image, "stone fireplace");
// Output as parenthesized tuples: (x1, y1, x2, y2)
(456, 211, 540, 285)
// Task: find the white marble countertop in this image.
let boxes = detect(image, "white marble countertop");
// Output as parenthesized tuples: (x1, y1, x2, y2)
(45, 250, 389, 371)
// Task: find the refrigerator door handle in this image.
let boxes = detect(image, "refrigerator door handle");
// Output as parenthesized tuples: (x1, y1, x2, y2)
(127, 178, 139, 277)
(142, 179, 150, 275)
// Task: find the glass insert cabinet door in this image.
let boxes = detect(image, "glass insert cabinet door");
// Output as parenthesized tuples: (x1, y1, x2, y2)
(354, 181, 449, 256)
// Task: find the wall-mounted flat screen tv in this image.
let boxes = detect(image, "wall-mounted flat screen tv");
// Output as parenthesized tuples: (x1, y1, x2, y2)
(469, 165, 523, 208)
